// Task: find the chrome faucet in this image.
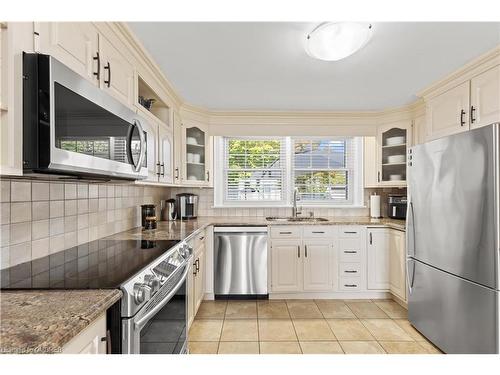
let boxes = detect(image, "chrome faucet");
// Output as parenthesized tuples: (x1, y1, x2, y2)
(292, 188, 302, 218)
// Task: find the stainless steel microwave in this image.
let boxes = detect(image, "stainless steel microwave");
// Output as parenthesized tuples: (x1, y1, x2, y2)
(23, 53, 148, 180)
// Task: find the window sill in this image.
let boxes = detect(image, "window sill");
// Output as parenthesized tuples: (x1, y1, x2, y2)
(212, 205, 367, 209)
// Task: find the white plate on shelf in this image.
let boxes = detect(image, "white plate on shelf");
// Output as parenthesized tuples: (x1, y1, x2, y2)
(387, 154, 406, 164)
(188, 176, 198, 181)
(186, 137, 198, 145)
(385, 136, 405, 146)
(389, 174, 403, 181)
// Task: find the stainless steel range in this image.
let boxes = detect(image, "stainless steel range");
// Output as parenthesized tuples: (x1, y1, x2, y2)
(1, 238, 193, 354)
(120, 241, 192, 354)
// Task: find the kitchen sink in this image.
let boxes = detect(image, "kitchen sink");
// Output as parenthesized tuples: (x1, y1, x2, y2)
(266, 216, 329, 222)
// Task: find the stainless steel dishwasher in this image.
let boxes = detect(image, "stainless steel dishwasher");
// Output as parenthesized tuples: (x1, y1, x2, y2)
(214, 226, 268, 298)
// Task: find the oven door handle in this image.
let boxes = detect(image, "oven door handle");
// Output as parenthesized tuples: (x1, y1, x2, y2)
(133, 265, 189, 330)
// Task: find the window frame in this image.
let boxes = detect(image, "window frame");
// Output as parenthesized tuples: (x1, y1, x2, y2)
(214, 136, 364, 208)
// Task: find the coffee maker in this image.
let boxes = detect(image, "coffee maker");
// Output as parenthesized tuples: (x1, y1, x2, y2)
(176, 193, 198, 219)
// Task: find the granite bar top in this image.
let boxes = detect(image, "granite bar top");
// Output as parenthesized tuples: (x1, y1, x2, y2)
(0, 289, 121, 354)
(108, 216, 406, 242)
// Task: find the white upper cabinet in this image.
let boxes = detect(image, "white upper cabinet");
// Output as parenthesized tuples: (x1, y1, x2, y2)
(141, 119, 159, 182)
(36, 22, 99, 86)
(425, 81, 471, 140)
(376, 121, 411, 186)
(173, 111, 183, 184)
(36, 23, 135, 109)
(158, 124, 174, 184)
(302, 240, 333, 291)
(182, 120, 210, 185)
(367, 228, 390, 290)
(363, 136, 378, 188)
(99, 34, 134, 108)
(412, 114, 426, 146)
(470, 65, 500, 129)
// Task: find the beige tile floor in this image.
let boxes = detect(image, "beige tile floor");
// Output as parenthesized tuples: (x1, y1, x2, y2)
(188, 299, 443, 354)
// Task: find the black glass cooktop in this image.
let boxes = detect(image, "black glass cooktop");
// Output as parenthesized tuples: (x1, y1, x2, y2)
(0, 239, 180, 289)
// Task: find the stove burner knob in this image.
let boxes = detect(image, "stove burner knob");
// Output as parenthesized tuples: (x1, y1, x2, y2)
(133, 283, 152, 305)
(144, 274, 160, 293)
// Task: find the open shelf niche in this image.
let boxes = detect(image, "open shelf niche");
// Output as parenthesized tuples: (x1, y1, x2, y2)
(137, 76, 170, 125)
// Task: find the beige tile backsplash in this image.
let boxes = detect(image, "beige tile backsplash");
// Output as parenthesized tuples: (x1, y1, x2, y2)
(0, 178, 170, 269)
(167, 187, 406, 218)
(0, 177, 405, 269)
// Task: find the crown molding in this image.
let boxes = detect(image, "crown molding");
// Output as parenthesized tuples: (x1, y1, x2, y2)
(110, 22, 184, 109)
(417, 44, 500, 99)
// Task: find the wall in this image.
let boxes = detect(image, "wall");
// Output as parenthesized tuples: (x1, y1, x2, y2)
(0, 178, 170, 269)
(168, 186, 406, 218)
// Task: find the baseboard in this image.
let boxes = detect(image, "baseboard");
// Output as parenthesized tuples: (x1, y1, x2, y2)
(390, 292, 408, 309)
(269, 291, 392, 300)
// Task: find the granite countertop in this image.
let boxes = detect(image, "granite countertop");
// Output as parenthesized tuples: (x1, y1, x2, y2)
(0, 289, 121, 354)
(108, 216, 406, 242)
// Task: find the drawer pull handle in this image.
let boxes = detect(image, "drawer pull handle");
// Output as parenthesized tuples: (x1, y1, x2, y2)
(312, 231, 325, 234)
(280, 231, 292, 234)
(344, 270, 357, 273)
(344, 284, 357, 288)
(344, 231, 357, 234)
(344, 250, 357, 254)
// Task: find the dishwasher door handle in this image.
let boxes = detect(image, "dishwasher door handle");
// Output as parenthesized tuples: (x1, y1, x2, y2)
(213, 226, 268, 233)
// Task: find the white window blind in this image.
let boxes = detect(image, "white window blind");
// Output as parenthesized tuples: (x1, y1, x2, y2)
(223, 138, 286, 202)
(293, 138, 356, 204)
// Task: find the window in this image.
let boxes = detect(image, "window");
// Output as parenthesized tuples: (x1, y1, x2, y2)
(214, 136, 362, 207)
(293, 138, 355, 204)
(222, 138, 286, 203)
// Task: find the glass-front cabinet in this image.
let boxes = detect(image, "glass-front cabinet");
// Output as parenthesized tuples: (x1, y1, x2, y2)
(182, 120, 210, 185)
(377, 121, 411, 186)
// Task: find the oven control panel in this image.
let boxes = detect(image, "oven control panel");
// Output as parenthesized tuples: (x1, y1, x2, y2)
(120, 241, 188, 318)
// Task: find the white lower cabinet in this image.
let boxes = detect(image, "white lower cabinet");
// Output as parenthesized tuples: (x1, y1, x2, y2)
(389, 229, 407, 302)
(62, 314, 107, 354)
(270, 239, 302, 292)
(188, 232, 206, 329)
(303, 240, 333, 291)
(367, 228, 390, 290)
(367, 227, 407, 302)
(270, 226, 368, 295)
(268, 225, 406, 299)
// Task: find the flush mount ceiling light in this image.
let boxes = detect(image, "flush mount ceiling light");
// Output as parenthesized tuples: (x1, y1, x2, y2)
(306, 22, 373, 61)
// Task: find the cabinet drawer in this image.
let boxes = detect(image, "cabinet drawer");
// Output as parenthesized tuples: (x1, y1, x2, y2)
(339, 262, 362, 277)
(339, 226, 362, 238)
(339, 248, 362, 261)
(270, 226, 302, 239)
(339, 277, 362, 291)
(303, 226, 333, 238)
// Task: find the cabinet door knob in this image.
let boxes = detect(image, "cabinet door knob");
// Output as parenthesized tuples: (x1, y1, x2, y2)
(470, 106, 476, 124)
(297, 245, 300, 258)
(161, 163, 165, 177)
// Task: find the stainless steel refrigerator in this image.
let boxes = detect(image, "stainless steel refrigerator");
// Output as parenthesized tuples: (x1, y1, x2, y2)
(407, 122, 499, 354)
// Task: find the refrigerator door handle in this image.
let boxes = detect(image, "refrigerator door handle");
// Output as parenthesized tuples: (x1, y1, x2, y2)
(406, 200, 416, 258)
(406, 258, 414, 295)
